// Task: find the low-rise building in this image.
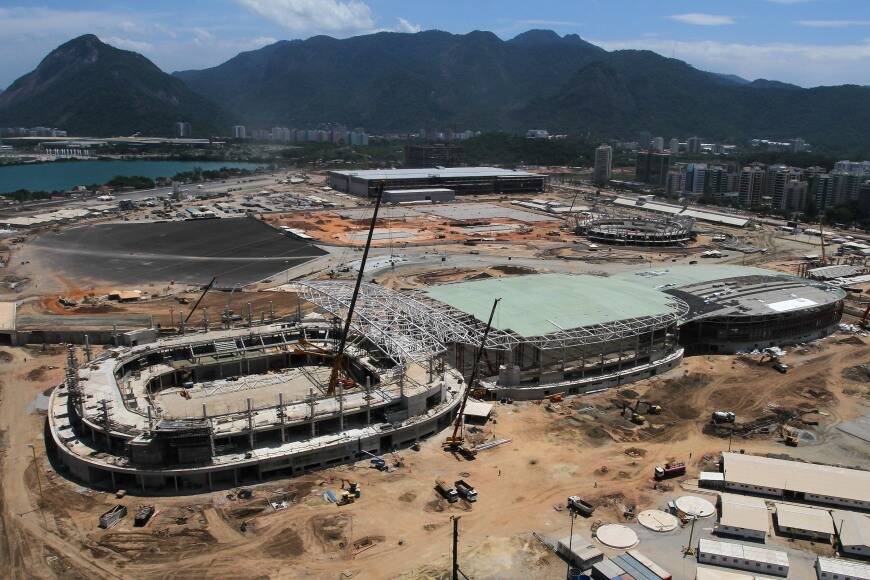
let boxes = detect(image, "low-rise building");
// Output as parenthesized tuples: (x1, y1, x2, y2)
(833, 510, 870, 558)
(697, 539, 789, 577)
(716, 494, 769, 541)
(773, 503, 834, 542)
(815, 556, 870, 580)
(721, 453, 870, 509)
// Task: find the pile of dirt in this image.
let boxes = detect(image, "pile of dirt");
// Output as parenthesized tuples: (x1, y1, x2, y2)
(398, 491, 417, 503)
(262, 527, 305, 558)
(310, 514, 351, 552)
(490, 265, 537, 276)
(26, 366, 52, 381)
(618, 389, 639, 399)
(0, 351, 13, 363)
(842, 363, 870, 383)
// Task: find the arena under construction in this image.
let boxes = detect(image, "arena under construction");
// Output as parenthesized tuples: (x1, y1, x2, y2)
(577, 214, 694, 246)
(47, 264, 847, 491)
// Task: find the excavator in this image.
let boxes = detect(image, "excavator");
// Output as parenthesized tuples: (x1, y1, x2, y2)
(444, 298, 501, 455)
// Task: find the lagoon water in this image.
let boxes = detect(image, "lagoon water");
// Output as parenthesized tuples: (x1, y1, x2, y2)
(0, 160, 261, 194)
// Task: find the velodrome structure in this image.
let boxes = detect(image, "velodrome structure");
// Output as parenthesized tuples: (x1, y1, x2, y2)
(48, 265, 847, 491)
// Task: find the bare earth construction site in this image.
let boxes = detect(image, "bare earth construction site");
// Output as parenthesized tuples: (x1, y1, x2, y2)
(1, 169, 870, 579)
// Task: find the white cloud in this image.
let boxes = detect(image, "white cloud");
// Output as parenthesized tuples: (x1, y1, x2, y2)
(668, 13, 735, 26)
(593, 37, 870, 87)
(395, 17, 421, 34)
(101, 37, 155, 53)
(515, 19, 583, 27)
(234, 0, 374, 34)
(797, 20, 870, 28)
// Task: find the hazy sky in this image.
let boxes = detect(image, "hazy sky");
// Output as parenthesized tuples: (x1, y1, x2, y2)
(2, 0, 869, 88)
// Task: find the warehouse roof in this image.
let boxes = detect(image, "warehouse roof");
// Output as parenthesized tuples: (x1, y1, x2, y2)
(424, 273, 683, 337)
(833, 510, 870, 549)
(329, 167, 542, 180)
(774, 503, 834, 535)
(719, 494, 769, 534)
(698, 539, 788, 567)
(816, 556, 870, 579)
(722, 453, 870, 504)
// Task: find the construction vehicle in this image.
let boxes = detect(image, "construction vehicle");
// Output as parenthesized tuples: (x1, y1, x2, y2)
(454, 480, 478, 502)
(712, 410, 736, 424)
(566, 495, 595, 517)
(654, 461, 686, 480)
(861, 302, 870, 330)
(621, 401, 645, 424)
(342, 479, 361, 498)
(772, 362, 790, 374)
(435, 479, 459, 503)
(336, 490, 356, 506)
(637, 400, 663, 415)
(444, 298, 501, 452)
(359, 450, 387, 471)
(782, 425, 800, 447)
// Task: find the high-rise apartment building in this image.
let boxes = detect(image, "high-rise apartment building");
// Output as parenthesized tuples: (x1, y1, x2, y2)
(651, 137, 665, 152)
(593, 144, 613, 185)
(635, 152, 670, 186)
(738, 165, 766, 207)
(232, 125, 246, 139)
(669, 138, 680, 156)
(686, 137, 702, 155)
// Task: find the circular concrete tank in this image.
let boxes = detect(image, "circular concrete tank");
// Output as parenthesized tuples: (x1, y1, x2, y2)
(675, 495, 715, 518)
(595, 524, 639, 548)
(637, 509, 680, 532)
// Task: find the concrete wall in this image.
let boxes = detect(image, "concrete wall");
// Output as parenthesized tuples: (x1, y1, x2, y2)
(714, 524, 767, 542)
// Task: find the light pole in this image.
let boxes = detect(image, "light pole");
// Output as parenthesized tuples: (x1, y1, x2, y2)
(566, 504, 576, 579)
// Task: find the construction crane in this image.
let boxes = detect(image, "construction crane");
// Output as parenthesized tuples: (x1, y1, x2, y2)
(444, 298, 501, 451)
(325, 183, 385, 395)
(184, 276, 217, 324)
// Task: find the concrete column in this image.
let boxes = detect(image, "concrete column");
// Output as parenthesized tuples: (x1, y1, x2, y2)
(110, 470, 116, 489)
(365, 376, 372, 426)
(174, 476, 179, 492)
(581, 344, 586, 379)
(278, 392, 286, 443)
(269, 301, 275, 321)
(247, 397, 255, 449)
(84, 334, 92, 362)
(309, 388, 317, 437)
(208, 472, 213, 491)
(204, 404, 215, 458)
(247, 302, 253, 328)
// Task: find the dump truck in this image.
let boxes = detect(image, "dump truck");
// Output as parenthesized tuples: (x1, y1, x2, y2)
(567, 495, 595, 517)
(454, 480, 478, 502)
(435, 480, 459, 503)
(654, 461, 686, 480)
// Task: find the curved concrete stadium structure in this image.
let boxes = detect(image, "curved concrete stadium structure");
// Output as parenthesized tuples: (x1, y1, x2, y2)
(580, 216, 694, 246)
(47, 265, 846, 490)
(48, 321, 464, 492)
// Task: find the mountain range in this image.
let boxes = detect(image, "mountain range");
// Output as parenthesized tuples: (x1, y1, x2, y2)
(1, 31, 869, 152)
(0, 35, 232, 136)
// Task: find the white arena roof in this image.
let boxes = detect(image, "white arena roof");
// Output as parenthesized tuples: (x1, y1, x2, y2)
(329, 167, 542, 179)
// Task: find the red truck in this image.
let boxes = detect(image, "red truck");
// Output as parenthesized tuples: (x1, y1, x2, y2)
(654, 461, 686, 480)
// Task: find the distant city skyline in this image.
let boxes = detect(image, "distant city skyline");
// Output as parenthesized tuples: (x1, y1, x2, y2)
(1, 0, 869, 89)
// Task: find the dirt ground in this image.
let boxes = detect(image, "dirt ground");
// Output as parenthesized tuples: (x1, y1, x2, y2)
(15, 289, 306, 329)
(1, 335, 868, 579)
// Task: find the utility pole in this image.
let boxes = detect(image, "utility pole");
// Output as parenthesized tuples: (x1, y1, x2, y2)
(452, 516, 461, 580)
